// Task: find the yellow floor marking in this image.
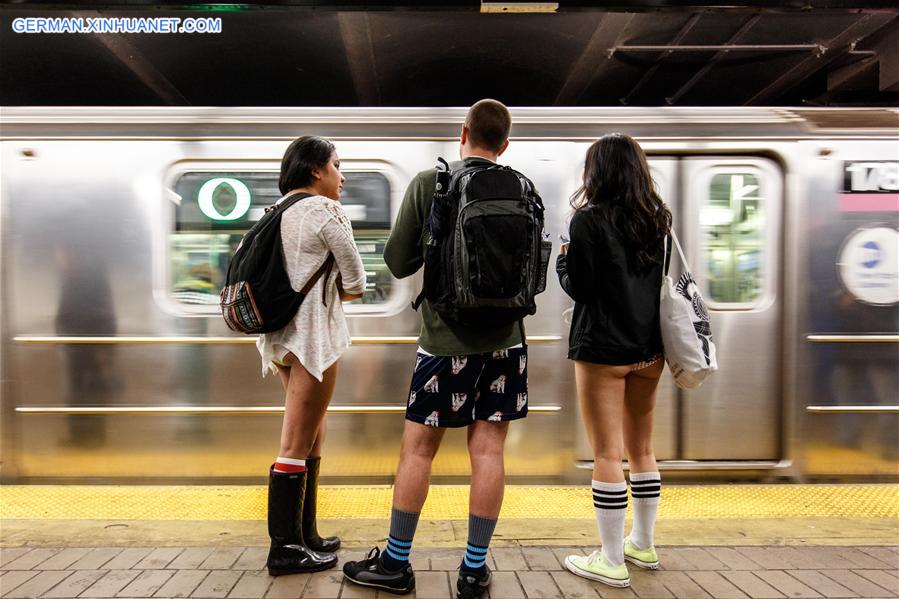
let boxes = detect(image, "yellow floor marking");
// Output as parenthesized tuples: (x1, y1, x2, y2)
(1, 484, 896, 521)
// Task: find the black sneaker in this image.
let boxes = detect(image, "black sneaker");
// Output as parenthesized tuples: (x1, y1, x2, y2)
(343, 547, 415, 595)
(457, 565, 492, 599)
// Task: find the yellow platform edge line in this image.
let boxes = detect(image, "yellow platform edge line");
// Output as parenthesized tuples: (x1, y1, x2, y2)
(1, 484, 896, 521)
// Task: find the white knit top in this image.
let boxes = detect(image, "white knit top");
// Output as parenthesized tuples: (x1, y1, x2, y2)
(256, 195, 366, 381)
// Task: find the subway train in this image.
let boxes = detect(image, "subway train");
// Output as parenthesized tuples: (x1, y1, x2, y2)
(0, 107, 896, 483)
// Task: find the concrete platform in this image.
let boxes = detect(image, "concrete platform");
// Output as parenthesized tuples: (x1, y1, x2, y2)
(1, 544, 898, 598)
(2, 484, 897, 597)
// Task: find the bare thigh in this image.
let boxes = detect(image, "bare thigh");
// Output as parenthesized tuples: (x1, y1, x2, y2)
(278, 353, 338, 459)
(277, 360, 328, 456)
(574, 360, 630, 483)
(623, 359, 663, 472)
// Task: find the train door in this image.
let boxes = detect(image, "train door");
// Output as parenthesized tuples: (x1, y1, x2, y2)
(679, 157, 783, 461)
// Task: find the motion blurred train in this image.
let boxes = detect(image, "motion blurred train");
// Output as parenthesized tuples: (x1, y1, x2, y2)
(0, 107, 896, 483)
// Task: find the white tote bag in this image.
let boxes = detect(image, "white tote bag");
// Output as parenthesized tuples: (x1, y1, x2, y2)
(659, 233, 717, 389)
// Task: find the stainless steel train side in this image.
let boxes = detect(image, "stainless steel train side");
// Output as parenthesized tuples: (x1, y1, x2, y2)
(1, 107, 896, 483)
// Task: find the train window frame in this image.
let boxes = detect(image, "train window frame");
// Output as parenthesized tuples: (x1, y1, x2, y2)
(155, 159, 410, 319)
(687, 158, 782, 312)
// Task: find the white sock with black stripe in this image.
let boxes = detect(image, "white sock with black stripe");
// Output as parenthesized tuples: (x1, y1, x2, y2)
(592, 480, 628, 566)
(629, 471, 661, 550)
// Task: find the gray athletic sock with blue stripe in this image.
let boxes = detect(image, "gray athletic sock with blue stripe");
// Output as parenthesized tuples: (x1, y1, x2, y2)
(460, 514, 497, 574)
(381, 508, 420, 571)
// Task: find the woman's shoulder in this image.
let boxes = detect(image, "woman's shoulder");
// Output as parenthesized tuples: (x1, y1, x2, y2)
(295, 194, 332, 209)
(284, 195, 339, 218)
(570, 204, 607, 230)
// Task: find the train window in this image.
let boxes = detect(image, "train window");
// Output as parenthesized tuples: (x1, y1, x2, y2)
(167, 170, 395, 313)
(700, 171, 765, 304)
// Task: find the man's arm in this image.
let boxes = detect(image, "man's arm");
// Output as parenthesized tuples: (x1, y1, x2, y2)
(383, 174, 427, 279)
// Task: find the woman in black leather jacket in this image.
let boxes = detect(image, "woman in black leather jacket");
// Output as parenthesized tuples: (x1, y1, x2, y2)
(557, 134, 672, 588)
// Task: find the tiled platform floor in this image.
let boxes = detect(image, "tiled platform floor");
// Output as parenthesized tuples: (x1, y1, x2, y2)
(1, 545, 897, 599)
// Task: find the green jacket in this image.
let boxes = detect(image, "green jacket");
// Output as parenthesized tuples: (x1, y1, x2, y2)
(383, 157, 523, 356)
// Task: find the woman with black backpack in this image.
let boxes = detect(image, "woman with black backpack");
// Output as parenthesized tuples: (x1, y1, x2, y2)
(258, 136, 366, 575)
(556, 134, 672, 589)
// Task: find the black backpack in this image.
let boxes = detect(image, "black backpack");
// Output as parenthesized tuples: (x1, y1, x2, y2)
(221, 192, 334, 334)
(413, 159, 552, 331)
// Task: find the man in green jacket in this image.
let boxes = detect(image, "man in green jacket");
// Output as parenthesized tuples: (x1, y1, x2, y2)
(344, 99, 529, 599)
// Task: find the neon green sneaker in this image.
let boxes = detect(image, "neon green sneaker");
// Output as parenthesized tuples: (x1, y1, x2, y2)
(564, 551, 630, 588)
(624, 537, 660, 570)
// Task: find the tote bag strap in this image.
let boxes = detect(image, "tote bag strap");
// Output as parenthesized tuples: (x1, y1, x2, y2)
(663, 235, 673, 277)
(662, 230, 693, 279)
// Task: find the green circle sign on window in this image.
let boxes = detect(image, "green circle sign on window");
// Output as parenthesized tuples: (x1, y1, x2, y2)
(197, 177, 251, 221)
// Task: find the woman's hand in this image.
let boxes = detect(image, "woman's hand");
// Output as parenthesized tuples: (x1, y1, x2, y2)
(560, 242, 570, 256)
(337, 272, 363, 302)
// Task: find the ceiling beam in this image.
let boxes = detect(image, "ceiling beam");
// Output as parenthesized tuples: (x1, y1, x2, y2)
(664, 14, 760, 105)
(827, 56, 878, 92)
(744, 13, 891, 104)
(876, 22, 898, 92)
(554, 12, 635, 105)
(337, 12, 381, 106)
(619, 13, 701, 105)
(72, 11, 189, 105)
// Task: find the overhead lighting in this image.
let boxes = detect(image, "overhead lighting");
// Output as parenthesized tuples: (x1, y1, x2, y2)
(481, 2, 559, 13)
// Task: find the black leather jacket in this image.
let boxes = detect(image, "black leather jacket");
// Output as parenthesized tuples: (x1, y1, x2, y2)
(556, 204, 664, 365)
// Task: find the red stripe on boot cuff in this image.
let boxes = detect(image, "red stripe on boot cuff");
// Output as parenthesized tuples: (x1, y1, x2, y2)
(273, 463, 307, 473)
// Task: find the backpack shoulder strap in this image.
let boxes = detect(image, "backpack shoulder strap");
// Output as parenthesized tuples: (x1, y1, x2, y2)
(411, 288, 426, 311)
(450, 163, 492, 189)
(300, 253, 335, 300)
(269, 191, 313, 215)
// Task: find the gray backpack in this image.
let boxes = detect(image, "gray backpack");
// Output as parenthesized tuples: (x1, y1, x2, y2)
(413, 160, 552, 333)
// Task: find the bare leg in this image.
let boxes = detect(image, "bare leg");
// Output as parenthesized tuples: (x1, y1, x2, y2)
(623, 360, 663, 474)
(392, 420, 446, 512)
(309, 419, 326, 458)
(575, 360, 630, 567)
(276, 363, 291, 391)
(278, 355, 338, 460)
(468, 420, 509, 518)
(623, 360, 663, 553)
(574, 360, 629, 483)
(280, 358, 327, 457)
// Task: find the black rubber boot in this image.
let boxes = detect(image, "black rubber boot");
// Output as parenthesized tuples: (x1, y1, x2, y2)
(266, 466, 338, 576)
(303, 457, 341, 553)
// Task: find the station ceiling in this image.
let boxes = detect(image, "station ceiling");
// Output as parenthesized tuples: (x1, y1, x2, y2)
(1, 2, 897, 107)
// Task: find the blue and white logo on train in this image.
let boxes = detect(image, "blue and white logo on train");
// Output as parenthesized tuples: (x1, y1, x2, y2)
(858, 241, 882, 269)
(838, 227, 899, 305)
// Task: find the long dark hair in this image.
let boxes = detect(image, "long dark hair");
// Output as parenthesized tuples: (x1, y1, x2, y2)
(570, 133, 672, 269)
(278, 136, 335, 195)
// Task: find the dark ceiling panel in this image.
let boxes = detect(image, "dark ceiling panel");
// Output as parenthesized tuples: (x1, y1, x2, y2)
(1, 7, 897, 106)
(123, 11, 357, 105)
(0, 13, 165, 104)
(365, 13, 600, 105)
(5, 1, 899, 10)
